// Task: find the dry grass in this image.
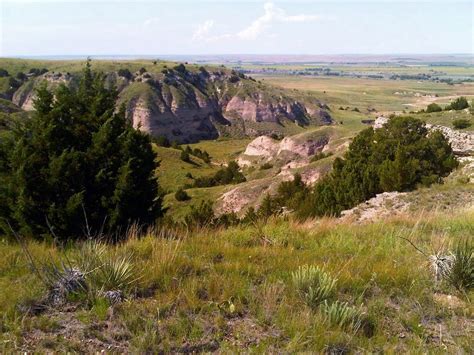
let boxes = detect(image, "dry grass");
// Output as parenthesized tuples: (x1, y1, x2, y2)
(0, 210, 473, 352)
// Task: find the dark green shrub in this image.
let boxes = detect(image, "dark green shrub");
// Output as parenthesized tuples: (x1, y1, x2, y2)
(184, 200, 214, 227)
(426, 103, 442, 113)
(153, 135, 171, 147)
(446, 97, 469, 111)
(180, 150, 191, 163)
(259, 162, 273, 170)
(193, 161, 245, 187)
(297, 116, 458, 218)
(0, 69, 9, 77)
(117, 68, 133, 80)
(175, 188, 190, 201)
(452, 119, 472, 129)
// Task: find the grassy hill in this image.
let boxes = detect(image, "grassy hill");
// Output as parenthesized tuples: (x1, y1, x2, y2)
(1, 209, 472, 352)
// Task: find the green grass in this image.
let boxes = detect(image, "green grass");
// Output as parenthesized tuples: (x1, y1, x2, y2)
(1, 210, 473, 352)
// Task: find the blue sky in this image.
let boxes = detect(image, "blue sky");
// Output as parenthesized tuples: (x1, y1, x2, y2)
(1, 0, 472, 56)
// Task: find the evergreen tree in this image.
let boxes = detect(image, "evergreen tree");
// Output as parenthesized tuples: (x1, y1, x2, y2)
(0, 61, 162, 240)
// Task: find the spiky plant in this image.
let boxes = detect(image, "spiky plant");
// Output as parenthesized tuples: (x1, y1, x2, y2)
(74, 240, 106, 274)
(447, 239, 473, 291)
(320, 300, 363, 332)
(291, 265, 337, 308)
(94, 253, 138, 293)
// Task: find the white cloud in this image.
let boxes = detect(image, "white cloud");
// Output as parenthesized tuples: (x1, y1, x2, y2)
(192, 20, 215, 41)
(193, 2, 328, 42)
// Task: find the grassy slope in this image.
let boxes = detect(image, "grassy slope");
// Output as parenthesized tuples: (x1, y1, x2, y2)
(1, 210, 472, 352)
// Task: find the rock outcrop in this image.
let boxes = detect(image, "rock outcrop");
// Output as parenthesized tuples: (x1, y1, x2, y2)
(426, 124, 474, 156)
(9, 65, 331, 143)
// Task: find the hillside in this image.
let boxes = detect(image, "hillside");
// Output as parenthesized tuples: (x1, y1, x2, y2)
(1, 209, 472, 352)
(0, 59, 332, 143)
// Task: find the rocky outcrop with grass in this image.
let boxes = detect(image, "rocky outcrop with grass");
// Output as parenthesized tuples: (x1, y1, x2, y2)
(6, 63, 332, 143)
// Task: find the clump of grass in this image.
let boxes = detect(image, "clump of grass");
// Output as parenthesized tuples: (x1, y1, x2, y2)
(291, 265, 337, 308)
(320, 300, 363, 332)
(447, 238, 473, 291)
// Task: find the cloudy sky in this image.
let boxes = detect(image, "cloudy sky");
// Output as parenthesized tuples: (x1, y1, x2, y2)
(1, 0, 472, 57)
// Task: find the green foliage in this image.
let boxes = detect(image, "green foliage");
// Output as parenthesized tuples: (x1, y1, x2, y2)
(447, 239, 473, 291)
(320, 300, 363, 332)
(180, 150, 190, 163)
(259, 162, 273, 170)
(175, 188, 190, 201)
(184, 200, 214, 227)
(426, 103, 442, 113)
(0, 60, 162, 240)
(310, 151, 332, 162)
(291, 265, 337, 309)
(117, 68, 133, 80)
(446, 96, 469, 111)
(297, 117, 458, 218)
(452, 118, 472, 130)
(153, 135, 171, 147)
(0, 68, 9, 77)
(192, 161, 245, 188)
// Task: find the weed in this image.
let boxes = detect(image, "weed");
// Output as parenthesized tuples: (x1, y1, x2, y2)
(320, 300, 363, 332)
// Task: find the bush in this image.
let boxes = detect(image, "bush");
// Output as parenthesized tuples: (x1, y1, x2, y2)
(292, 265, 337, 309)
(452, 119, 472, 130)
(180, 150, 191, 163)
(173, 63, 186, 73)
(426, 103, 442, 113)
(16, 72, 27, 81)
(184, 200, 214, 227)
(193, 161, 245, 187)
(138, 67, 147, 75)
(153, 135, 171, 147)
(446, 97, 469, 111)
(259, 162, 273, 170)
(447, 239, 473, 291)
(297, 116, 458, 218)
(0, 68, 8, 77)
(117, 68, 133, 80)
(0, 60, 162, 240)
(175, 188, 190, 201)
(310, 151, 332, 162)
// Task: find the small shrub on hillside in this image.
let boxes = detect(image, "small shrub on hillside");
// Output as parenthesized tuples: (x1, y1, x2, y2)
(320, 300, 363, 332)
(173, 63, 186, 73)
(193, 161, 245, 187)
(0, 68, 9, 77)
(153, 135, 171, 147)
(292, 265, 337, 309)
(175, 188, 190, 201)
(426, 103, 442, 113)
(180, 150, 191, 163)
(446, 97, 469, 111)
(310, 151, 332, 162)
(259, 162, 273, 170)
(117, 68, 133, 80)
(452, 119, 472, 130)
(16, 72, 27, 81)
(447, 239, 473, 291)
(184, 200, 215, 227)
(138, 67, 147, 75)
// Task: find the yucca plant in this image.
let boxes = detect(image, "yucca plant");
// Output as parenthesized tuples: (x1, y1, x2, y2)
(94, 253, 139, 293)
(447, 239, 473, 291)
(320, 300, 363, 332)
(74, 240, 106, 274)
(291, 265, 337, 308)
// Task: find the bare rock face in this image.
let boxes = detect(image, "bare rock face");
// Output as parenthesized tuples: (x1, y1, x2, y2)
(238, 134, 329, 167)
(426, 124, 474, 156)
(278, 135, 329, 157)
(373, 116, 389, 129)
(242, 136, 280, 157)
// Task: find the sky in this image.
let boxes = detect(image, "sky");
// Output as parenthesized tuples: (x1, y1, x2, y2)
(1, 0, 473, 57)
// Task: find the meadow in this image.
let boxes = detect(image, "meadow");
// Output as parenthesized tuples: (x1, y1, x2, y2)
(1, 210, 472, 352)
